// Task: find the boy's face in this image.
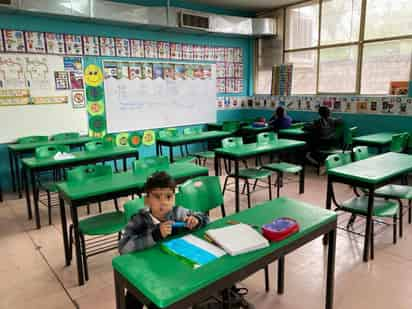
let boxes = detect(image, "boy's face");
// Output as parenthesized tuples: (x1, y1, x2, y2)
(145, 188, 175, 220)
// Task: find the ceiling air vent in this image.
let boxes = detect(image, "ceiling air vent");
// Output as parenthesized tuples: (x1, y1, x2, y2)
(180, 11, 210, 31)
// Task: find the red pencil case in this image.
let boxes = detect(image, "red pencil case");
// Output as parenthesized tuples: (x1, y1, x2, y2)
(262, 217, 299, 241)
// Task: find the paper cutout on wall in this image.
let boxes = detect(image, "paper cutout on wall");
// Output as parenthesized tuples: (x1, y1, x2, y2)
(89, 115, 106, 133)
(31, 96, 68, 104)
(25, 32, 46, 54)
(116, 132, 130, 146)
(3, 30, 26, 52)
(46, 33, 65, 54)
(64, 34, 83, 55)
(128, 132, 142, 147)
(0, 89, 30, 106)
(142, 130, 156, 146)
(84, 64, 103, 87)
(130, 39, 145, 58)
(83, 35, 100, 56)
(71, 90, 85, 108)
(87, 100, 105, 116)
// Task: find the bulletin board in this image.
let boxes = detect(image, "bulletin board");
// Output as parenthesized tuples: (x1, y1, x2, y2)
(0, 53, 87, 143)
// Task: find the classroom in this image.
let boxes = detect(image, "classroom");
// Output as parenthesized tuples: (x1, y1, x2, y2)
(0, 0, 411, 308)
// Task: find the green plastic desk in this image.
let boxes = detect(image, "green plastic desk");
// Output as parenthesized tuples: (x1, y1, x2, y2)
(326, 152, 412, 262)
(7, 136, 97, 198)
(113, 197, 337, 309)
(278, 128, 309, 140)
(56, 162, 208, 286)
(352, 132, 395, 153)
(22, 146, 138, 229)
(156, 131, 232, 162)
(214, 139, 306, 212)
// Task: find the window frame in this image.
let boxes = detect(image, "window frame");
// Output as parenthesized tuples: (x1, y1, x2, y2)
(278, 0, 412, 95)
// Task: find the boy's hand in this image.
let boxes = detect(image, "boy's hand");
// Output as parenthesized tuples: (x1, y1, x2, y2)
(160, 221, 172, 238)
(185, 216, 199, 230)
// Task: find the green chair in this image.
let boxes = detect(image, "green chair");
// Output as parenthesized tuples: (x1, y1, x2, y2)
(35, 145, 70, 225)
(259, 132, 304, 197)
(133, 156, 169, 177)
(222, 121, 241, 133)
(124, 197, 145, 221)
(84, 140, 113, 151)
(50, 132, 80, 141)
(67, 165, 125, 281)
(390, 132, 409, 153)
(17, 135, 48, 144)
(221, 137, 273, 209)
(176, 176, 226, 217)
(158, 129, 196, 163)
(326, 153, 399, 256)
(183, 127, 216, 166)
(352, 146, 412, 234)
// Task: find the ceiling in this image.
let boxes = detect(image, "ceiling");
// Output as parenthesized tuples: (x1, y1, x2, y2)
(183, 0, 301, 12)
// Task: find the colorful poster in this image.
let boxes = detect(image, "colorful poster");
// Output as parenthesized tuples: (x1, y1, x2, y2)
(0, 89, 30, 106)
(128, 63, 142, 79)
(115, 38, 131, 57)
(225, 48, 234, 62)
(158, 41, 170, 59)
(170, 43, 182, 60)
(182, 44, 194, 60)
(64, 34, 83, 55)
(118, 63, 129, 79)
(174, 64, 186, 79)
(64, 56, 83, 71)
(144, 41, 158, 58)
(24, 32, 46, 54)
(99, 37, 115, 56)
(234, 63, 243, 78)
(184, 64, 194, 79)
(69, 71, 84, 89)
(0, 31, 4, 52)
(381, 97, 395, 114)
(216, 97, 224, 108)
(234, 79, 243, 93)
(389, 81, 408, 95)
(216, 63, 225, 78)
(234, 48, 242, 63)
(3, 30, 26, 52)
(193, 45, 204, 61)
(54, 71, 70, 90)
(225, 63, 234, 77)
(225, 78, 235, 93)
(130, 39, 145, 58)
(356, 101, 368, 113)
(153, 63, 164, 79)
(46, 33, 65, 54)
(214, 47, 225, 62)
(71, 90, 85, 108)
(103, 62, 118, 79)
(203, 65, 212, 79)
(204, 46, 214, 61)
(163, 64, 174, 79)
(83, 35, 100, 56)
(142, 63, 153, 79)
(142, 130, 156, 146)
(193, 65, 204, 79)
(216, 78, 225, 93)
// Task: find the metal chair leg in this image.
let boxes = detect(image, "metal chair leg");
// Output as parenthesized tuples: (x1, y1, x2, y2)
(393, 214, 397, 244)
(409, 200, 411, 224)
(264, 266, 270, 292)
(47, 191, 52, 225)
(220, 203, 226, 217)
(98, 202, 102, 213)
(370, 219, 374, 260)
(268, 176, 272, 200)
(277, 173, 281, 198)
(246, 180, 251, 209)
(252, 179, 258, 191)
(80, 234, 89, 281)
(114, 198, 119, 211)
(399, 200, 403, 238)
(222, 176, 229, 195)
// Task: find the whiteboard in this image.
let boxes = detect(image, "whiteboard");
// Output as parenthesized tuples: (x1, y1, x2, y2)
(0, 53, 87, 143)
(104, 63, 217, 133)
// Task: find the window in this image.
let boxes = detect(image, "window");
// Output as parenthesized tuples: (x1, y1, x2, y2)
(256, 0, 412, 95)
(365, 0, 412, 40)
(321, 0, 361, 45)
(285, 50, 317, 94)
(285, 1, 319, 50)
(319, 46, 358, 93)
(361, 40, 412, 94)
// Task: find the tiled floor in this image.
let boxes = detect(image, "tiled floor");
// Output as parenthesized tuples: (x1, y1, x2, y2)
(1, 165, 412, 309)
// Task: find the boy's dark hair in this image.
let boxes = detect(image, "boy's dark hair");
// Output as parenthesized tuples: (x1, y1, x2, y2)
(318, 106, 330, 119)
(144, 171, 176, 194)
(276, 106, 285, 118)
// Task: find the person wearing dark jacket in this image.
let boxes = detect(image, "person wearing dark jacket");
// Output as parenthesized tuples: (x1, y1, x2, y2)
(268, 106, 292, 131)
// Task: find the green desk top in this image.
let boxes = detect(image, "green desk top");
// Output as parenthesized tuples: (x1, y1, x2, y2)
(22, 146, 137, 169)
(214, 139, 306, 158)
(240, 125, 271, 133)
(112, 197, 337, 308)
(157, 131, 232, 145)
(352, 132, 395, 145)
(56, 162, 208, 201)
(278, 128, 308, 136)
(328, 152, 412, 184)
(8, 136, 96, 152)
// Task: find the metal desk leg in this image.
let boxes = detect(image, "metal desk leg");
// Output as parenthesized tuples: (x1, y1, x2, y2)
(234, 159, 240, 213)
(326, 228, 336, 309)
(30, 170, 41, 229)
(59, 197, 70, 266)
(23, 167, 32, 220)
(156, 143, 160, 156)
(114, 271, 126, 309)
(9, 150, 16, 192)
(70, 203, 84, 286)
(214, 155, 219, 176)
(299, 153, 305, 194)
(363, 189, 375, 262)
(169, 146, 174, 163)
(323, 178, 333, 245)
(123, 158, 127, 172)
(15, 153, 22, 198)
(277, 256, 285, 295)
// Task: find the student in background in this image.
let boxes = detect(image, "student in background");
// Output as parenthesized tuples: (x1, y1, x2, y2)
(268, 106, 292, 131)
(119, 172, 209, 309)
(303, 106, 343, 164)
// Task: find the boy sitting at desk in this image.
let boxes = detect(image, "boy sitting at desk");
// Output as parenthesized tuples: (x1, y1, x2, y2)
(119, 171, 209, 309)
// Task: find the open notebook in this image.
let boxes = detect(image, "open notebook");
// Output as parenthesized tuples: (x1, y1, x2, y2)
(205, 224, 269, 256)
